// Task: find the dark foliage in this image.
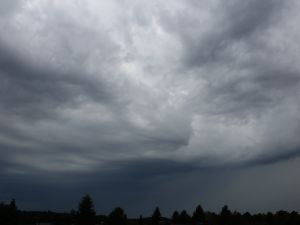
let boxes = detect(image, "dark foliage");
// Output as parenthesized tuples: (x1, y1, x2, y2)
(1, 197, 300, 225)
(151, 207, 161, 225)
(172, 211, 180, 224)
(178, 210, 192, 224)
(192, 205, 205, 224)
(0, 199, 18, 225)
(139, 215, 144, 225)
(219, 205, 231, 225)
(108, 207, 127, 225)
(77, 194, 96, 225)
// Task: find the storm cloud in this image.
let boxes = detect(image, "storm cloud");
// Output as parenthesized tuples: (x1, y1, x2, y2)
(1, 0, 300, 215)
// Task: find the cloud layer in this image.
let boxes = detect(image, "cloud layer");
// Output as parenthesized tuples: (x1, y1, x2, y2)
(1, 0, 300, 214)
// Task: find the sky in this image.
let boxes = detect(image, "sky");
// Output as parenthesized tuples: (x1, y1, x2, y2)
(1, 0, 300, 217)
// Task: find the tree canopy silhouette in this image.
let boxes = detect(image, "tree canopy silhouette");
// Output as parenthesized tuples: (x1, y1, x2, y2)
(1, 197, 300, 225)
(172, 210, 180, 224)
(220, 205, 231, 225)
(108, 207, 127, 225)
(152, 207, 162, 225)
(0, 199, 18, 225)
(178, 210, 192, 224)
(139, 215, 144, 225)
(192, 205, 205, 224)
(77, 194, 96, 225)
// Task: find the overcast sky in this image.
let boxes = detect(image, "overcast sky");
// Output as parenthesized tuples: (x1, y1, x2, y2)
(1, 0, 300, 217)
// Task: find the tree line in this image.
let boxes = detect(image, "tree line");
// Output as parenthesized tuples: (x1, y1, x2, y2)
(1, 195, 300, 225)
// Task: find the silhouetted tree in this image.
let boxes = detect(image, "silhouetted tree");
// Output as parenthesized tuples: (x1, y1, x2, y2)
(0, 199, 18, 225)
(192, 205, 205, 224)
(152, 207, 162, 225)
(108, 207, 127, 225)
(77, 194, 96, 225)
(172, 211, 180, 224)
(178, 210, 191, 224)
(220, 205, 231, 225)
(3, 197, 300, 225)
(139, 215, 144, 225)
(9, 199, 18, 225)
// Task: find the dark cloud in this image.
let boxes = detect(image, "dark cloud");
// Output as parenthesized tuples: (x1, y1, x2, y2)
(0, 0, 300, 215)
(2, 156, 300, 216)
(0, 42, 118, 120)
(180, 0, 284, 67)
(221, 0, 281, 39)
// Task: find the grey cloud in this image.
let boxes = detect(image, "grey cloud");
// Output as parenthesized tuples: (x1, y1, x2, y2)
(0, 41, 123, 120)
(220, 0, 281, 39)
(0, 0, 298, 172)
(184, 0, 283, 67)
(204, 67, 300, 118)
(0, 0, 21, 16)
(1, 0, 300, 214)
(158, 0, 283, 67)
